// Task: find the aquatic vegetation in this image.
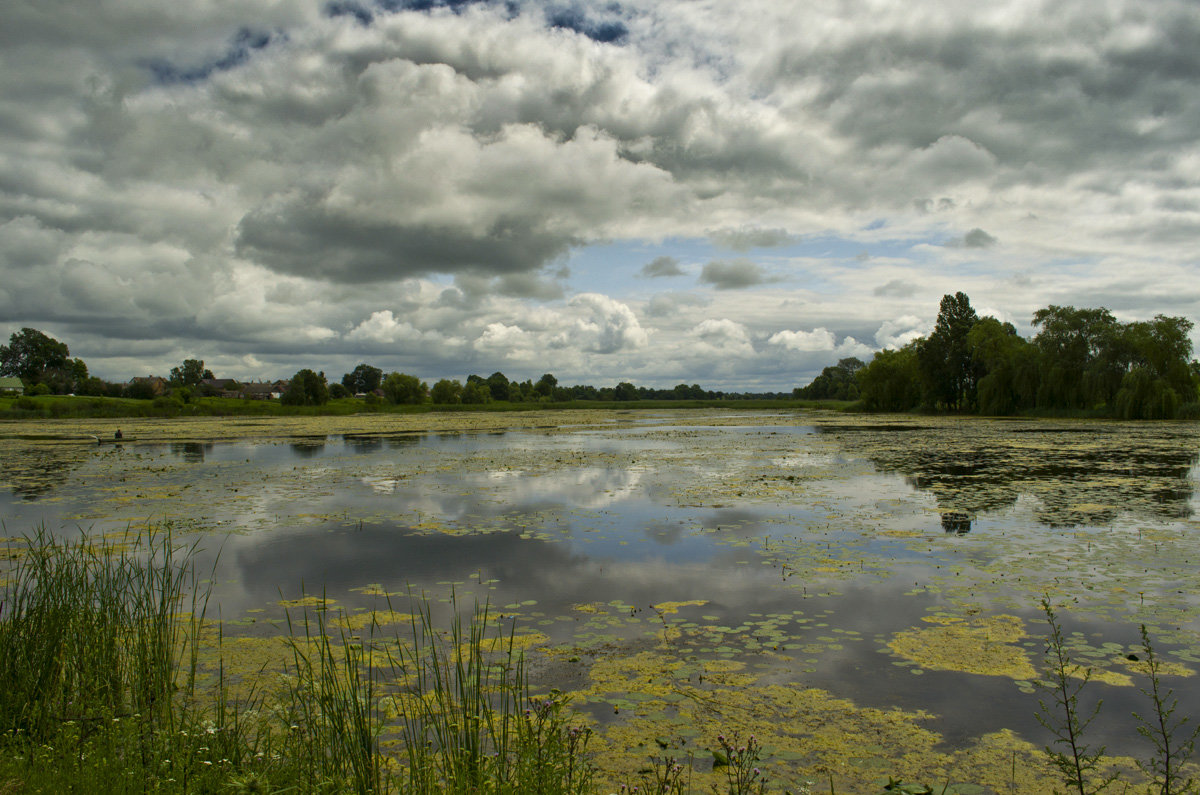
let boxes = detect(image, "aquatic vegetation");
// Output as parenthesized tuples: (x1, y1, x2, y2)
(4, 410, 1200, 792)
(1037, 597, 1120, 795)
(887, 614, 1037, 680)
(1133, 624, 1200, 795)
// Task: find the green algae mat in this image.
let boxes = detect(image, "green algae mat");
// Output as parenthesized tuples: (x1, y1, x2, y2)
(3, 409, 1199, 792)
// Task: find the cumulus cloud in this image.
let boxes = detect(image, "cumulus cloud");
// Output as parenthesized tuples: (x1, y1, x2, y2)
(4, 0, 1200, 386)
(346, 310, 423, 344)
(563, 293, 649, 354)
(699, 259, 770, 290)
(768, 327, 837, 352)
(874, 315, 928, 349)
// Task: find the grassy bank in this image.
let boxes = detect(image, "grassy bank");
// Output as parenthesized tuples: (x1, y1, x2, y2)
(0, 393, 853, 421)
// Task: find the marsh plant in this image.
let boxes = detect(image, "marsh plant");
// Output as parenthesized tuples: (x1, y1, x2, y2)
(712, 732, 771, 794)
(1133, 624, 1200, 795)
(1037, 597, 1119, 795)
(281, 595, 385, 794)
(1038, 598, 1200, 795)
(0, 528, 597, 794)
(0, 527, 262, 792)
(383, 593, 595, 794)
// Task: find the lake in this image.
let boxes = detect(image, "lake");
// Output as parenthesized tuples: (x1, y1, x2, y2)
(2, 409, 1198, 791)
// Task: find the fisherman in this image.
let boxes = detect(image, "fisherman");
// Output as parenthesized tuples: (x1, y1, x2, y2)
(114, 429, 123, 440)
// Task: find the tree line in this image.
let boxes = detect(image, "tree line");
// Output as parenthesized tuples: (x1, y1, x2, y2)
(280, 365, 788, 407)
(797, 292, 1200, 419)
(0, 329, 787, 406)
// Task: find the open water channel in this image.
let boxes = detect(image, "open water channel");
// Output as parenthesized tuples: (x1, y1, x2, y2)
(2, 409, 1199, 791)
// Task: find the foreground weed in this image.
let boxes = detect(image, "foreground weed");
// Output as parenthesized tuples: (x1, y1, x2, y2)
(283, 594, 384, 795)
(386, 592, 594, 794)
(622, 754, 689, 793)
(1036, 597, 1117, 795)
(1134, 624, 1200, 795)
(713, 732, 771, 794)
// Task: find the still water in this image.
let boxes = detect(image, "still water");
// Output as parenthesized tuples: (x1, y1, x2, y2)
(3, 410, 1199, 785)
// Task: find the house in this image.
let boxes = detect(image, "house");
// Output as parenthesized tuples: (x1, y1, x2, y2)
(241, 382, 277, 400)
(199, 378, 242, 398)
(0, 376, 25, 396)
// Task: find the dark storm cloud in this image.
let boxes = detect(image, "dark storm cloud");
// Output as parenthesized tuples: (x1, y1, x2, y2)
(640, 255, 684, 278)
(235, 193, 577, 283)
(961, 228, 998, 248)
(699, 258, 769, 290)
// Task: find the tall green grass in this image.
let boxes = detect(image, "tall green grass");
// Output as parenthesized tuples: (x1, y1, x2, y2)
(384, 593, 593, 794)
(0, 529, 598, 793)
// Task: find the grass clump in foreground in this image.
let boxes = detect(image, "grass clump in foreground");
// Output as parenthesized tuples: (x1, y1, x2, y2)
(0, 527, 601, 794)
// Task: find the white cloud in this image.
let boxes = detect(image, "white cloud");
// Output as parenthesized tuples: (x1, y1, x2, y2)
(564, 293, 649, 354)
(347, 310, 422, 344)
(768, 328, 837, 352)
(874, 315, 929, 349)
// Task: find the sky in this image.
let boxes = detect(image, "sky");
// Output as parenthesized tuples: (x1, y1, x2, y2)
(3, 0, 1200, 391)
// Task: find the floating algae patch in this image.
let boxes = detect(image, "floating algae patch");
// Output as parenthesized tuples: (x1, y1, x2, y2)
(577, 643, 1084, 794)
(888, 614, 1037, 680)
(278, 595, 336, 608)
(650, 599, 708, 614)
(333, 609, 418, 632)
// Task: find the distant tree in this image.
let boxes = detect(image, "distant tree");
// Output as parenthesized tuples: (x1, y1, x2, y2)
(342, 363, 382, 395)
(614, 381, 637, 401)
(170, 359, 208, 388)
(1031, 305, 1120, 410)
(486, 372, 511, 401)
(461, 381, 491, 404)
(534, 373, 558, 398)
(431, 378, 463, 405)
(0, 328, 70, 385)
(382, 372, 428, 405)
(857, 344, 922, 412)
(795, 357, 865, 401)
(78, 376, 109, 397)
(918, 292, 979, 410)
(968, 317, 1038, 416)
(69, 358, 89, 387)
(124, 380, 159, 400)
(1113, 315, 1197, 418)
(328, 382, 350, 400)
(281, 369, 330, 406)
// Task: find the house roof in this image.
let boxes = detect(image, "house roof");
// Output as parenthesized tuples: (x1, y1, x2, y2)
(0, 376, 24, 390)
